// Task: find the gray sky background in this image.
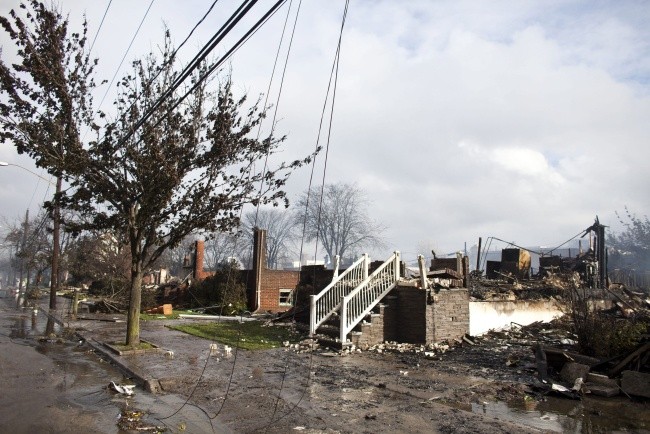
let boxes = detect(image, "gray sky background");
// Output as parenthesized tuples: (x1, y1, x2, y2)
(1, 0, 649, 265)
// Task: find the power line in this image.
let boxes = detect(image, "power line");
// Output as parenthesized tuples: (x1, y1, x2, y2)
(268, 0, 351, 430)
(145, 0, 290, 148)
(175, 0, 222, 54)
(115, 0, 261, 149)
(84, 0, 221, 146)
(95, 0, 156, 113)
(155, 0, 291, 425)
(88, 0, 113, 54)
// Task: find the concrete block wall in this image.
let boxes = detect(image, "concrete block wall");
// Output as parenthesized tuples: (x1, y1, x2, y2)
(352, 313, 384, 348)
(350, 300, 400, 347)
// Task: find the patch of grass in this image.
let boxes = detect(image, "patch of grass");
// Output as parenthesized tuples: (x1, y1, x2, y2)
(110, 341, 155, 351)
(169, 321, 303, 350)
(140, 310, 182, 320)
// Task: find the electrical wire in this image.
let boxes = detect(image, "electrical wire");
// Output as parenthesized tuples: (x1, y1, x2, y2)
(252, 0, 298, 224)
(115, 0, 260, 149)
(88, 0, 112, 54)
(264, 1, 350, 429)
(95, 0, 156, 113)
(207, 0, 297, 422)
(146, 0, 287, 140)
(155, 0, 291, 425)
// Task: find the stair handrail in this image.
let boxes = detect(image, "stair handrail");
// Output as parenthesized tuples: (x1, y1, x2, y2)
(340, 251, 400, 342)
(309, 253, 369, 335)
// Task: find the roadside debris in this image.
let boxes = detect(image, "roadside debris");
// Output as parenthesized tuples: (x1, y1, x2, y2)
(109, 381, 136, 396)
(116, 407, 164, 432)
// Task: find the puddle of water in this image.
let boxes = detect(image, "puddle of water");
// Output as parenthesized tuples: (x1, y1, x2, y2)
(9, 310, 62, 339)
(473, 400, 576, 432)
(473, 396, 650, 433)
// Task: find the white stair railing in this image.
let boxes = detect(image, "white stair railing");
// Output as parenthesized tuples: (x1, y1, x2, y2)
(310, 254, 369, 335)
(340, 251, 400, 342)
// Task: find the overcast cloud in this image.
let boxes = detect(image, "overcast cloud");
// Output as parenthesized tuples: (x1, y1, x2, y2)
(1, 0, 648, 264)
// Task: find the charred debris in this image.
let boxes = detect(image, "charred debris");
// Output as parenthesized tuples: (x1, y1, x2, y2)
(458, 217, 650, 401)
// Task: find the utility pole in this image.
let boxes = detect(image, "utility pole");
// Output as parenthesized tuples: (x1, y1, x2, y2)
(49, 175, 61, 310)
(17, 209, 28, 307)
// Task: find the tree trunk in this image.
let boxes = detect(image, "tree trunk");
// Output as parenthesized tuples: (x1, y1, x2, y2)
(125, 261, 144, 346)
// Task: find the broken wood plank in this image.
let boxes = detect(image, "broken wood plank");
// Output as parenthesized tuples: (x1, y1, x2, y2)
(608, 342, 650, 378)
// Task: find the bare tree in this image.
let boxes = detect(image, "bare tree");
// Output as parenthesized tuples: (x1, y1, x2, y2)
(2, 211, 51, 291)
(240, 209, 297, 269)
(155, 237, 196, 279)
(296, 183, 385, 264)
(203, 232, 239, 271)
(609, 207, 650, 271)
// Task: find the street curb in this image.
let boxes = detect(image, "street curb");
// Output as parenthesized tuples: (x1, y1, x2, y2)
(37, 305, 161, 393)
(85, 338, 152, 386)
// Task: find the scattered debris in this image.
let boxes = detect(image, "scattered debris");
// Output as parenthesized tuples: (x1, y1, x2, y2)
(144, 304, 173, 315)
(109, 381, 136, 396)
(621, 370, 650, 398)
(116, 407, 164, 432)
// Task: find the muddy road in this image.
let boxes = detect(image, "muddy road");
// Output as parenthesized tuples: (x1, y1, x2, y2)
(3, 294, 649, 433)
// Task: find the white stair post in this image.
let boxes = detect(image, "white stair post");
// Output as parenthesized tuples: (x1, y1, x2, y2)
(394, 251, 401, 282)
(363, 253, 369, 280)
(340, 295, 348, 342)
(418, 254, 428, 289)
(309, 295, 316, 335)
(333, 255, 340, 279)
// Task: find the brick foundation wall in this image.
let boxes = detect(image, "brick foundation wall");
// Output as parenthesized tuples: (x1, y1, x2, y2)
(429, 288, 469, 342)
(395, 286, 427, 343)
(390, 286, 469, 344)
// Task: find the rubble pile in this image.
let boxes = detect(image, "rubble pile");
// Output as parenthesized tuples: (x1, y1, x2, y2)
(469, 272, 581, 301)
(465, 316, 650, 401)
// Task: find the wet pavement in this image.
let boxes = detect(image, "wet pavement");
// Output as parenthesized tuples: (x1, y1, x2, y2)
(0, 297, 223, 433)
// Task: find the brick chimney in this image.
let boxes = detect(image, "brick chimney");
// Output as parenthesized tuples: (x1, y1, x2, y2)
(250, 228, 267, 311)
(193, 240, 205, 280)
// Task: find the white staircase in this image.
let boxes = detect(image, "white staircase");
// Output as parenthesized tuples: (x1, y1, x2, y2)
(309, 251, 401, 343)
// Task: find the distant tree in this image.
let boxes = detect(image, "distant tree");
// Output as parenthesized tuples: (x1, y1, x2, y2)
(203, 232, 240, 271)
(19, 214, 51, 287)
(240, 208, 297, 269)
(1, 217, 25, 287)
(2, 212, 52, 293)
(0, 1, 99, 309)
(154, 237, 196, 278)
(67, 231, 131, 296)
(296, 183, 385, 263)
(59, 37, 313, 346)
(609, 207, 650, 270)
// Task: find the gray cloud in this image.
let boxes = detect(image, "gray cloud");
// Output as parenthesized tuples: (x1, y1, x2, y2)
(1, 0, 648, 263)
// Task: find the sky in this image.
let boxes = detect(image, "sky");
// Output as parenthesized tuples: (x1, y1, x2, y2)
(1, 0, 649, 265)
